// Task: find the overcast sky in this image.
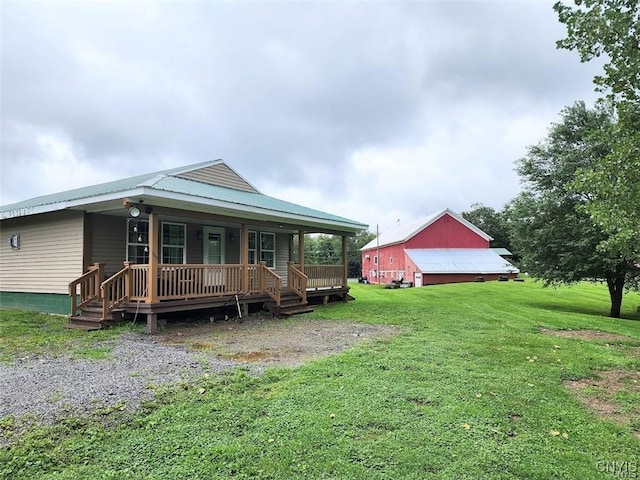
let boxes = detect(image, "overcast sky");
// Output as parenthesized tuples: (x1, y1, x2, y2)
(1, 1, 601, 233)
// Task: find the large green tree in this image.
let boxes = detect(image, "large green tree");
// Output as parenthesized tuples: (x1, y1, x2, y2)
(573, 104, 640, 259)
(507, 101, 638, 318)
(554, 0, 640, 103)
(555, 0, 640, 267)
(462, 203, 512, 250)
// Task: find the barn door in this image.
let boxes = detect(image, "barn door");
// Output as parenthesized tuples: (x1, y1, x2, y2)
(414, 272, 422, 287)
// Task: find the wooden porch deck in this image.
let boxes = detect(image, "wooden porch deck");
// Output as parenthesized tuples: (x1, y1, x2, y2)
(68, 262, 350, 332)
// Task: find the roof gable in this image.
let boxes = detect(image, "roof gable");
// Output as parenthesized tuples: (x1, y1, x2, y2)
(361, 208, 492, 251)
(176, 162, 260, 193)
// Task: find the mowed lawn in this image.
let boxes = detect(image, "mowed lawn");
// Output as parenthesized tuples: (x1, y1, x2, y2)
(1, 280, 639, 479)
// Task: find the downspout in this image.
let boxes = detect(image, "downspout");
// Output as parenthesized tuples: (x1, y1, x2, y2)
(298, 230, 305, 271)
(342, 235, 348, 287)
(241, 223, 248, 292)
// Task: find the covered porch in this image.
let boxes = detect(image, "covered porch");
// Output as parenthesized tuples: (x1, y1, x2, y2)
(69, 209, 352, 333)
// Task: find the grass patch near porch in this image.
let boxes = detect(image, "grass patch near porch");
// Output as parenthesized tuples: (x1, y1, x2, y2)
(0, 310, 142, 363)
(2, 280, 640, 479)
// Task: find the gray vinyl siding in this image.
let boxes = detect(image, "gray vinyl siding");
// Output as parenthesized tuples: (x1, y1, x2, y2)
(224, 228, 241, 263)
(0, 211, 84, 294)
(91, 214, 127, 276)
(186, 223, 203, 264)
(90, 219, 240, 268)
(177, 164, 258, 193)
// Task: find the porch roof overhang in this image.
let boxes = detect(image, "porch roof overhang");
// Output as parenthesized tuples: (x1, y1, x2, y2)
(1, 176, 367, 235)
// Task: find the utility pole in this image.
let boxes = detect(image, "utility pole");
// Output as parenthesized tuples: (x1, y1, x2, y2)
(376, 224, 379, 284)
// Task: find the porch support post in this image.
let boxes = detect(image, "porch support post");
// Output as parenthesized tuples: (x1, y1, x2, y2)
(146, 211, 159, 334)
(94, 263, 105, 299)
(341, 235, 348, 287)
(241, 223, 248, 292)
(123, 261, 132, 298)
(146, 314, 158, 335)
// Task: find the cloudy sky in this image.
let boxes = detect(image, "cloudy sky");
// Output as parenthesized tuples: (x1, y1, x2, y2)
(1, 1, 601, 233)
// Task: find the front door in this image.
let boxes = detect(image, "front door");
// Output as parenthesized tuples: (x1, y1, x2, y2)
(414, 272, 423, 287)
(203, 227, 225, 289)
(203, 227, 225, 264)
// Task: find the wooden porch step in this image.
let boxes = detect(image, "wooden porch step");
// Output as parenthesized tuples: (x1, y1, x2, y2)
(78, 307, 104, 319)
(264, 295, 314, 317)
(277, 305, 315, 316)
(66, 316, 105, 331)
(74, 301, 124, 322)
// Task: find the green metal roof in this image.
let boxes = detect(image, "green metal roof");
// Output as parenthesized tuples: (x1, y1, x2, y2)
(0, 160, 217, 211)
(151, 175, 360, 225)
(1, 160, 367, 231)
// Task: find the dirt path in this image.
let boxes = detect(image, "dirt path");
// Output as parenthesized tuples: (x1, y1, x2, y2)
(540, 327, 640, 437)
(155, 315, 401, 367)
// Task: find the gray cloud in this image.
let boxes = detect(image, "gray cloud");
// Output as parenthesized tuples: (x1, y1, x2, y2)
(1, 1, 602, 230)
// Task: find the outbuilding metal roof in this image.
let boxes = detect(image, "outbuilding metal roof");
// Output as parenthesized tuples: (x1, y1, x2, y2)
(490, 247, 513, 257)
(406, 248, 520, 274)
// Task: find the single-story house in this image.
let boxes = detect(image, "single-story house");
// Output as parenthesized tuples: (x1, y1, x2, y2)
(0, 160, 367, 332)
(360, 208, 519, 286)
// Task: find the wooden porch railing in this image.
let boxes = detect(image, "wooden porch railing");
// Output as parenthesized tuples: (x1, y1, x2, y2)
(70, 261, 346, 318)
(287, 262, 307, 303)
(109, 263, 270, 301)
(156, 264, 246, 299)
(130, 264, 149, 300)
(247, 264, 261, 293)
(69, 263, 104, 316)
(294, 264, 346, 289)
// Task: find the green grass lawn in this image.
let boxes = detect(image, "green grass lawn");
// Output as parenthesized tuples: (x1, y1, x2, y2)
(0, 310, 142, 363)
(1, 280, 639, 479)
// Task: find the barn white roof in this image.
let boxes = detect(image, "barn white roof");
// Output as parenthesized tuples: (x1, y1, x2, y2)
(406, 248, 520, 274)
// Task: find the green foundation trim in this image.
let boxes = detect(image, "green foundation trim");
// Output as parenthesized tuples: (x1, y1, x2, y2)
(0, 292, 70, 315)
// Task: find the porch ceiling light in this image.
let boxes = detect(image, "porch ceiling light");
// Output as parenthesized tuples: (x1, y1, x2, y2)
(128, 206, 141, 218)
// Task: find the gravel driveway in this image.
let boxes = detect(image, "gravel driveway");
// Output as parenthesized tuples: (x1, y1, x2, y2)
(0, 317, 398, 445)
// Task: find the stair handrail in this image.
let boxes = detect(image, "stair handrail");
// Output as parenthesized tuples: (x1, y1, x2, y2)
(100, 262, 132, 320)
(69, 263, 104, 316)
(287, 262, 307, 303)
(260, 262, 281, 305)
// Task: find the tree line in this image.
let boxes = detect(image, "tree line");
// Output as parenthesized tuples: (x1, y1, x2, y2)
(293, 231, 376, 279)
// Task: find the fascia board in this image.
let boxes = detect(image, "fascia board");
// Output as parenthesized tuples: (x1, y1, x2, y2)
(144, 189, 367, 232)
(1, 185, 367, 233)
(0, 188, 148, 220)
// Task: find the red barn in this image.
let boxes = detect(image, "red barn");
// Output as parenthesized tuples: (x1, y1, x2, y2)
(360, 208, 519, 286)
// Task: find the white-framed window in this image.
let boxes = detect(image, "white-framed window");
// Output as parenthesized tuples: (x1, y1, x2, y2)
(389, 257, 393, 265)
(162, 222, 186, 264)
(260, 232, 275, 268)
(127, 220, 187, 264)
(127, 219, 149, 264)
(248, 231, 257, 264)
(373, 255, 378, 265)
